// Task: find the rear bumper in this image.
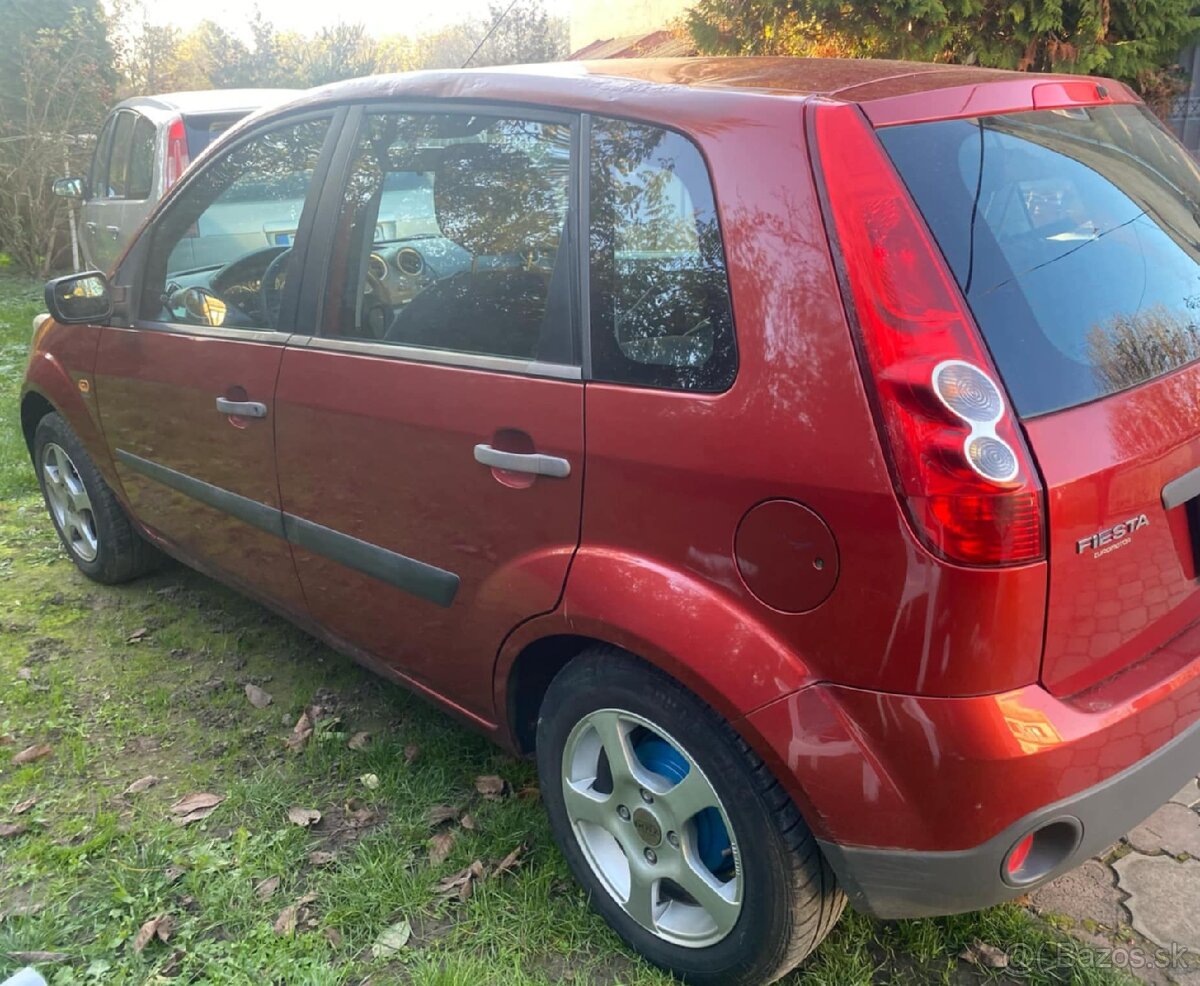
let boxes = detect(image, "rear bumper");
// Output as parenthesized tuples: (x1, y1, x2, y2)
(817, 712, 1200, 918)
(740, 626, 1200, 919)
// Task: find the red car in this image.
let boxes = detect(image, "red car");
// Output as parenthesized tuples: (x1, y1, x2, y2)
(22, 58, 1200, 984)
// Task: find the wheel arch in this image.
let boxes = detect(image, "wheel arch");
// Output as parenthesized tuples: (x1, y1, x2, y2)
(20, 389, 55, 457)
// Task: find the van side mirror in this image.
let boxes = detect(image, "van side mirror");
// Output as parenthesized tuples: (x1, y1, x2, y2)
(44, 272, 112, 324)
(53, 177, 85, 200)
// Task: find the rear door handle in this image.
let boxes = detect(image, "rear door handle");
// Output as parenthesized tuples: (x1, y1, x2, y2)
(216, 397, 268, 418)
(84, 221, 98, 233)
(474, 443, 570, 478)
(105, 225, 120, 240)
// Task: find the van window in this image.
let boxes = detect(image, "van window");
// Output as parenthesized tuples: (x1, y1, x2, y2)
(589, 118, 736, 391)
(127, 115, 157, 200)
(880, 104, 1200, 417)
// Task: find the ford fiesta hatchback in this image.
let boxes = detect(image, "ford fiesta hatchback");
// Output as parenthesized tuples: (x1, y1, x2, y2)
(22, 58, 1200, 985)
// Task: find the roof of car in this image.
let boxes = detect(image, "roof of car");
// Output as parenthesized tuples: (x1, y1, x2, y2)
(290, 56, 1056, 104)
(115, 89, 301, 115)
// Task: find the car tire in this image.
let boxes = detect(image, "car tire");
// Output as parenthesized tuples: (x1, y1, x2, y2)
(33, 412, 159, 584)
(536, 647, 845, 986)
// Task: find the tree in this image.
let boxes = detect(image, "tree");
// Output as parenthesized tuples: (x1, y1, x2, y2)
(469, 0, 569, 66)
(0, 0, 115, 274)
(687, 0, 1200, 99)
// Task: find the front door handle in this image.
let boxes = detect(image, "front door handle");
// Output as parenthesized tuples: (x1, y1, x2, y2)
(474, 443, 570, 478)
(84, 221, 98, 234)
(105, 225, 120, 240)
(216, 397, 268, 418)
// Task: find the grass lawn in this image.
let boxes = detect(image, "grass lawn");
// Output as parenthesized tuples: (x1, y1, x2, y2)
(0, 270, 1132, 985)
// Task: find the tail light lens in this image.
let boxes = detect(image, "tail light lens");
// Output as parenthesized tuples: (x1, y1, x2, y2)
(164, 116, 189, 191)
(809, 100, 1044, 567)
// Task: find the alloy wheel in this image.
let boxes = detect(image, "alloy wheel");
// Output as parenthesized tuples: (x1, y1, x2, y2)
(561, 708, 742, 948)
(42, 442, 99, 562)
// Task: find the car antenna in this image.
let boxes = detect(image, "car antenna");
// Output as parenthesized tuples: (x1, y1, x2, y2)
(462, 0, 520, 68)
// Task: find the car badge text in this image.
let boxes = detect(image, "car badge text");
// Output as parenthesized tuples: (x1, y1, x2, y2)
(1077, 514, 1149, 557)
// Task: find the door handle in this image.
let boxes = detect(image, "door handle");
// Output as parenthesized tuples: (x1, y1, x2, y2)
(216, 397, 268, 418)
(105, 225, 120, 239)
(474, 443, 570, 478)
(84, 221, 98, 233)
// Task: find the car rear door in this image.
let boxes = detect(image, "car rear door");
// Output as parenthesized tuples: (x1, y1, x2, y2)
(880, 98, 1200, 696)
(94, 109, 345, 616)
(273, 106, 584, 720)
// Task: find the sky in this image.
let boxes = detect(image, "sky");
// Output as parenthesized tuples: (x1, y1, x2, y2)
(128, 0, 572, 39)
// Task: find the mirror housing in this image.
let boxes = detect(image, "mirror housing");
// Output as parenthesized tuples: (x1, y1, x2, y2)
(53, 177, 85, 200)
(44, 272, 113, 325)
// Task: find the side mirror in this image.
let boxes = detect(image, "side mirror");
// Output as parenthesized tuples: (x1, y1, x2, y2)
(53, 177, 84, 200)
(44, 272, 112, 324)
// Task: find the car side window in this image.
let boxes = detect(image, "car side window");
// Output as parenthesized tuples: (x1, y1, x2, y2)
(588, 117, 737, 391)
(322, 111, 575, 364)
(90, 115, 115, 200)
(106, 111, 135, 200)
(137, 116, 333, 332)
(126, 115, 157, 200)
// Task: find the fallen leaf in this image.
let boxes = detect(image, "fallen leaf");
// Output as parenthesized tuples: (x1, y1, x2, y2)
(403, 744, 419, 765)
(273, 893, 317, 937)
(0, 822, 28, 838)
(16, 667, 31, 681)
(308, 850, 338, 867)
(287, 806, 321, 828)
(493, 843, 526, 878)
(474, 775, 505, 800)
(371, 919, 412, 958)
(284, 711, 314, 752)
(0, 735, 13, 745)
(517, 785, 541, 801)
(960, 939, 1009, 969)
(169, 792, 224, 826)
(12, 743, 53, 765)
(127, 627, 149, 644)
(323, 926, 343, 947)
(459, 813, 476, 831)
(123, 775, 160, 795)
(12, 797, 36, 815)
(133, 914, 167, 953)
(254, 876, 281, 900)
(429, 831, 455, 865)
(244, 684, 273, 709)
(427, 804, 459, 828)
(347, 731, 370, 750)
(7, 951, 69, 962)
(155, 914, 175, 943)
(345, 801, 379, 829)
(359, 773, 379, 790)
(164, 865, 186, 884)
(437, 860, 485, 902)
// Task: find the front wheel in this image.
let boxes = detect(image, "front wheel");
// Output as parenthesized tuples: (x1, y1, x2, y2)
(536, 648, 845, 986)
(33, 412, 159, 584)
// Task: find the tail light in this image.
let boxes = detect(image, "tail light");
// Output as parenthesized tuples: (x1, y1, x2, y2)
(164, 116, 189, 191)
(809, 100, 1044, 567)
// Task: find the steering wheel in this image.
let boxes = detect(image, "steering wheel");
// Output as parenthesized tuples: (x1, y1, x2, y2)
(261, 247, 292, 329)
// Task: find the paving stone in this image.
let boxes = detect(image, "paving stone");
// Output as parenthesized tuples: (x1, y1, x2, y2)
(1169, 779, 1200, 808)
(1114, 854, 1200, 951)
(1029, 859, 1125, 929)
(1126, 803, 1200, 857)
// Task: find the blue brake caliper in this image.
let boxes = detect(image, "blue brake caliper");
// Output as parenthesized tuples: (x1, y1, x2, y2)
(633, 736, 733, 877)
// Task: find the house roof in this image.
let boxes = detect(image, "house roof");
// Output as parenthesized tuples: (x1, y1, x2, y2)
(568, 30, 697, 61)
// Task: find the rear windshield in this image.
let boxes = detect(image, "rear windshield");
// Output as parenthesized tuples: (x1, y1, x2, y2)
(184, 113, 245, 157)
(879, 104, 1200, 417)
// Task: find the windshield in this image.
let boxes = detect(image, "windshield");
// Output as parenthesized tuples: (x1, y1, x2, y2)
(879, 104, 1200, 417)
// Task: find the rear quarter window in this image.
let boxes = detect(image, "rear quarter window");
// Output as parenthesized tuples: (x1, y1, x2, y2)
(588, 118, 737, 392)
(879, 104, 1200, 417)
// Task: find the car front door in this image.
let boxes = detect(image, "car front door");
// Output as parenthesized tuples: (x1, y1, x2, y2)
(94, 110, 343, 615)
(273, 107, 584, 719)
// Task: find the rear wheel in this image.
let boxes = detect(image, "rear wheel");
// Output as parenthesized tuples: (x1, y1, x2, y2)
(33, 412, 159, 584)
(536, 648, 845, 986)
